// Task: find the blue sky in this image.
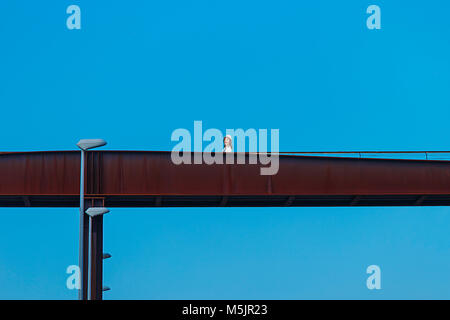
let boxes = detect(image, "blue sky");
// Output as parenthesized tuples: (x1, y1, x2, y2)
(0, 0, 450, 299)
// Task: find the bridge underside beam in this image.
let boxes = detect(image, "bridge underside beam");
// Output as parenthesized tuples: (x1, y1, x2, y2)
(1, 194, 450, 207)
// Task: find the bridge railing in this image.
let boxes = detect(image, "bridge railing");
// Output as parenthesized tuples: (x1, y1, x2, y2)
(276, 151, 450, 161)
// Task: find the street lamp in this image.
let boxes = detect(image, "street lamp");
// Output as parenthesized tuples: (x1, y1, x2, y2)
(76, 139, 106, 300)
(86, 207, 109, 300)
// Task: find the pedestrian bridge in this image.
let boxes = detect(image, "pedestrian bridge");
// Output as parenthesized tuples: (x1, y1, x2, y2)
(1, 150, 450, 207)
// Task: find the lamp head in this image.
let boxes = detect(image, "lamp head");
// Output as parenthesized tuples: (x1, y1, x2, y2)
(76, 139, 107, 151)
(85, 207, 110, 217)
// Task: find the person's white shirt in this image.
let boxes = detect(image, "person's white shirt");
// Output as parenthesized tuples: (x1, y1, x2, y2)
(223, 145, 232, 153)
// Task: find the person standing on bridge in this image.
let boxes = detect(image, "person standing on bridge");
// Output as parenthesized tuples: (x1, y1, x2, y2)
(223, 135, 233, 152)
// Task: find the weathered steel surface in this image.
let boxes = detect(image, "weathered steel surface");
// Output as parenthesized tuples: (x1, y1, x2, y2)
(1, 151, 450, 207)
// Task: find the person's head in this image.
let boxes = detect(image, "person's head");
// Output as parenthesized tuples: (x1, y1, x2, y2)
(224, 135, 232, 148)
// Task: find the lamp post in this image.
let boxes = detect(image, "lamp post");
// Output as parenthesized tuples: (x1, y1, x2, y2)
(76, 139, 106, 300)
(86, 207, 109, 300)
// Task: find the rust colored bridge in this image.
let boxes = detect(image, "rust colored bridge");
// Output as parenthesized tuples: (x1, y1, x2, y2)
(1, 150, 450, 207)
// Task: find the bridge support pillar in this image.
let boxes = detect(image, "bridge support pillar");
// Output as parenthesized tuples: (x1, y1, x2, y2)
(81, 213, 89, 300)
(90, 213, 104, 300)
(86, 198, 107, 300)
